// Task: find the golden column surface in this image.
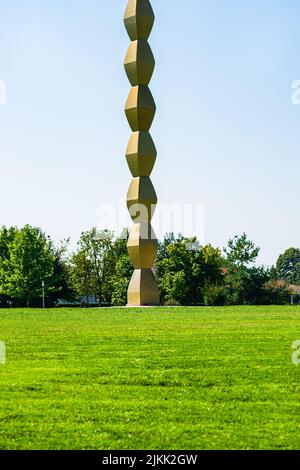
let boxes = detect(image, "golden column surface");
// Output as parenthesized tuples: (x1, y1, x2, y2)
(124, 0, 160, 306)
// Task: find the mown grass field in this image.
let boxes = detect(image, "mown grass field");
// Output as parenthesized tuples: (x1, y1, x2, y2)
(0, 306, 300, 450)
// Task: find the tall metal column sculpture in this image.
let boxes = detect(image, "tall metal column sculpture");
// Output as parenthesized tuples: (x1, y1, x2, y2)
(124, 0, 160, 306)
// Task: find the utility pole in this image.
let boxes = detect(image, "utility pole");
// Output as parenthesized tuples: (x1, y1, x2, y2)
(42, 281, 45, 309)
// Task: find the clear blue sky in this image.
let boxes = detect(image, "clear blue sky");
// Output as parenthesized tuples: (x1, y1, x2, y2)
(0, 0, 299, 266)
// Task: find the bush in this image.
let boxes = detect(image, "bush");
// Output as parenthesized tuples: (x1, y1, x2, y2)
(164, 298, 181, 306)
(263, 280, 293, 305)
(223, 266, 271, 305)
(202, 283, 226, 306)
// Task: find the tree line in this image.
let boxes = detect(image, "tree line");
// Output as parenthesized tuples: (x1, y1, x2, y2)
(0, 225, 299, 307)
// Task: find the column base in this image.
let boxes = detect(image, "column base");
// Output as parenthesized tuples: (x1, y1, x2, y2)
(127, 268, 160, 306)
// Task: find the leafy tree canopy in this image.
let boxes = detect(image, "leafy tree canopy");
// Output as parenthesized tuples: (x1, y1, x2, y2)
(0, 225, 56, 306)
(276, 248, 300, 284)
(224, 233, 260, 269)
(157, 235, 224, 305)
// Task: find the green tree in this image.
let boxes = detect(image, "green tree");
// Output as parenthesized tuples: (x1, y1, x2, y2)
(0, 225, 55, 307)
(263, 279, 292, 305)
(0, 226, 17, 305)
(224, 233, 260, 269)
(110, 255, 133, 306)
(48, 239, 75, 305)
(276, 248, 300, 284)
(222, 234, 278, 305)
(157, 237, 194, 305)
(69, 250, 95, 305)
(157, 236, 224, 305)
(156, 232, 182, 261)
(224, 266, 271, 305)
(70, 228, 114, 306)
(106, 230, 133, 306)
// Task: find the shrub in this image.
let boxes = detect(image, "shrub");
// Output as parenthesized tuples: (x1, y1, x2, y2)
(263, 280, 292, 305)
(164, 298, 181, 306)
(202, 283, 226, 306)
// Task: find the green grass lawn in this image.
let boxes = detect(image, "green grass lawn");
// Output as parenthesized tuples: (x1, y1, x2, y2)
(0, 306, 300, 450)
